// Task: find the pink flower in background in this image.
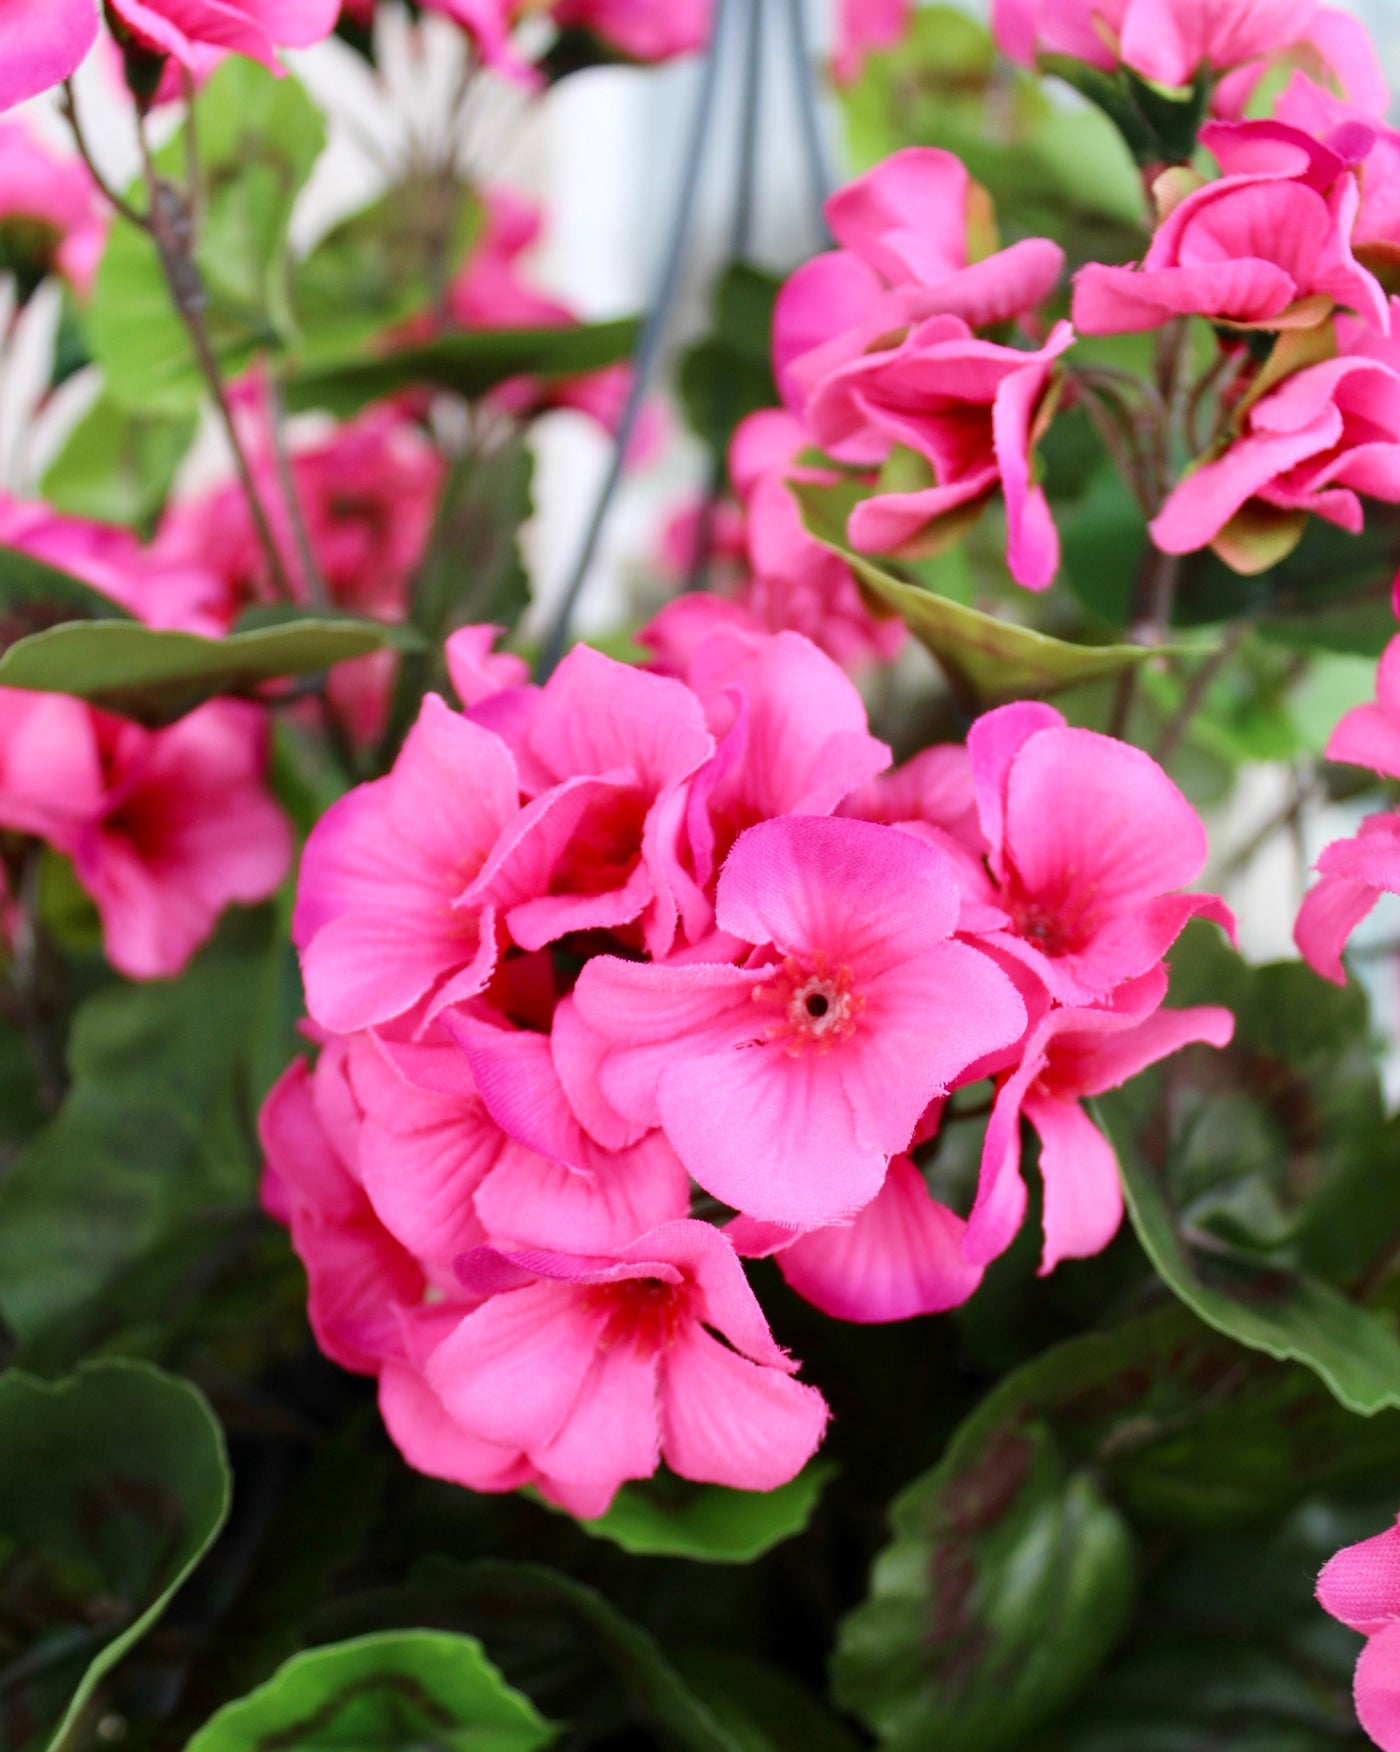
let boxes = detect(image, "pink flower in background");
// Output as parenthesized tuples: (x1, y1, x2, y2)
(294, 695, 521, 1033)
(423, 1220, 828, 1516)
(992, 0, 1384, 115)
(808, 315, 1074, 589)
(1296, 637, 1400, 984)
(965, 992, 1235, 1272)
(0, 0, 98, 112)
(0, 121, 108, 296)
(553, 0, 712, 61)
(73, 702, 292, 980)
(573, 816, 1026, 1227)
(1317, 1512, 1400, 1751)
(1073, 121, 1387, 338)
(833, 0, 909, 85)
(106, 0, 339, 73)
(966, 702, 1235, 1005)
(157, 407, 442, 743)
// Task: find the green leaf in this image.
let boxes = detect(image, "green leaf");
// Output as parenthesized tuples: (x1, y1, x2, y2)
(1100, 1096, 1400, 1416)
(0, 545, 135, 649)
(39, 396, 197, 533)
(0, 1359, 230, 1752)
(0, 910, 286, 1364)
(292, 180, 483, 364)
(1039, 56, 1211, 168)
(678, 262, 781, 454)
(284, 317, 640, 418)
(88, 59, 325, 412)
(565, 1462, 833, 1562)
(832, 1421, 1135, 1752)
(0, 613, 420, 726)
(796, 479, 1196, 705)
(182, 1631, 555, 1752)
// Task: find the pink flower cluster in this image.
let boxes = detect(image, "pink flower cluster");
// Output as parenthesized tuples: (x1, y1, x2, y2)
(1296, 635, 1400, 985)
(265, 616, 1232, 1511)
(1319, 1512, 1400, 1752)
(0, 500, 291, 979)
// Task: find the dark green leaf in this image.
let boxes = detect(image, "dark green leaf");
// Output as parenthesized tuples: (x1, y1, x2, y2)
(796, 479, 1197, 705)
(0, 546, 134, 652)
(832, 1420, 1135, 1752)
(563, 1461, 834, 1562)
(39, 396, 198, 534)
(317, 1558, 744, 1752)
(0, 1359, 230, 1752)
(1100, 1096, 1400, 1415)
(182, 1631, 555, 1752)
(284, 318, 640, 419)
(0, 614, 421, 726)
(678, 262, 782, 454)
(0, 910, 283, 1364)
(1039, 57, 1211, 168)
(670, 1650, 861, 1752)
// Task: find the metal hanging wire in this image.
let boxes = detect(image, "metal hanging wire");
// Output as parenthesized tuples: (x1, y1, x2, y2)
(536, 0, 835, 674)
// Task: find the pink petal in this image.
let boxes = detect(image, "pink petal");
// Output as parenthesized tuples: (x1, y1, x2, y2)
(778, 1155, 983, 1321)
(716, 815, 960, 974)
(659, 1325, 828, 1491)
(1318, 1517, 1400, 1634)
(379, 1361, 534, 1493)
(659, 1041, 886, 1226)
(1356, 1620, 1400, 1752)
(551, 994, 646, 1149)
(0, 0, 98, 111)
(426, 1279, 605, 1449)
(1295, 869, 1380, 984)
(1021, 1091, 1125, 1274)
(529, 1343, 662, 1503)
(473, 1131, 691, 1254)
(966, 699, 1065, 867)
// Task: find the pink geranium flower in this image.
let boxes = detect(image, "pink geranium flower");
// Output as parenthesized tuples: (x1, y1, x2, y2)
(573, 815, 1027, 1227)
(965, 988, 1235, 1272)
(106, 0, 339, 74)
(1317, 1512, 1400, 1751)
(1073, 121, 1388, 338)
(965, 702, 1235, 1005)
(294, 695, 521, 1033)
(422, 1219, 829, 1516)
(74, 701, 292, 981)
(0, 0, 98, 112)
(1151, 320, 1400, 568)
(1296, 636, 1400, 984)
(468, 646, 713, 960)
(803, 315, 1073, 588)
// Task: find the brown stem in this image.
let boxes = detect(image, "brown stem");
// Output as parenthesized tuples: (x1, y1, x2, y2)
(134, 117, 297, 603)
(265, 372, 330, 609)
(59, 80, 145, 226)
(1153, 622, 1249, 766)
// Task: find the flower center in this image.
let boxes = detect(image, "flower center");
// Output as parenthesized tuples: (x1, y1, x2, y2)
(585, 1275, 689, 1355)
(752, 953, 865, 1056)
